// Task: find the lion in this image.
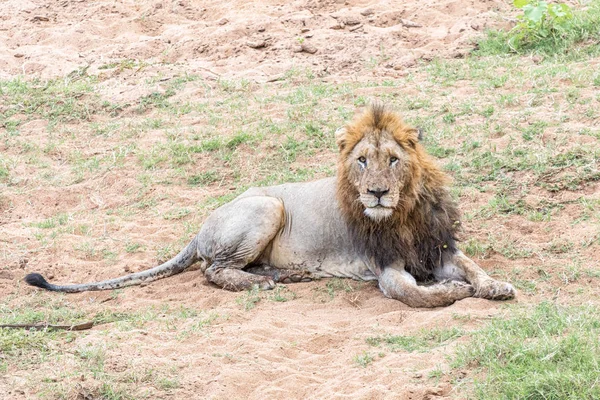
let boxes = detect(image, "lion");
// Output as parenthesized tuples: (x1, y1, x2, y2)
(25, 104, 515, 307)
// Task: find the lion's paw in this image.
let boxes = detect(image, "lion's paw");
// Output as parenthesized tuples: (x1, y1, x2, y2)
(259, 279, 276, 290)
(475, 279, 516, 300)
(446, 280, 475, 299)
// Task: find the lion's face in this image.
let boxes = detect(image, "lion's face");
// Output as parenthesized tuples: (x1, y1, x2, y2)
(339, 128, 416, 222)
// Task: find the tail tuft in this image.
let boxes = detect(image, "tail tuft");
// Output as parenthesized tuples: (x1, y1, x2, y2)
(24, 273, 53, 290)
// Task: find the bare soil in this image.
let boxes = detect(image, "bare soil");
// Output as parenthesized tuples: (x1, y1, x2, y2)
(1, 0, 599, 399)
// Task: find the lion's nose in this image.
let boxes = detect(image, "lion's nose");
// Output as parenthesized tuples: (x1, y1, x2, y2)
(368, 189, 389, 199)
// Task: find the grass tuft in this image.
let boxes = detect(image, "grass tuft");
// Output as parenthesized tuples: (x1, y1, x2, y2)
(453, 302, 600, 399)
(367, 327, 463, 353)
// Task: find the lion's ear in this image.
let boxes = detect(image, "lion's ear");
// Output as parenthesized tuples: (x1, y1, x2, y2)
(406, 128, 420, 148)
(335, 127, 347, 150)
(416, 128, 424, 141)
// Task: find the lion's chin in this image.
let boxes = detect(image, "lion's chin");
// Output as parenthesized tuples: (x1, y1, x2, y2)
(364, 207, 394, 222)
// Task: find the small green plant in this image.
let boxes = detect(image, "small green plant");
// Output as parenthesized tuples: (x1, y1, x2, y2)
(353, 351, 374, 368)
(269, 285, 297, 302)
(477, 0, 600, 57)
(236, 286, 262, 311)
(366, 327, 463, 353)
(510, 0, 573, 50)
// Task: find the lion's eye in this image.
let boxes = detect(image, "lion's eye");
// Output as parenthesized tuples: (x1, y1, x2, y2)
(390, 156, 398, 164)
(358, 156, 367, 164)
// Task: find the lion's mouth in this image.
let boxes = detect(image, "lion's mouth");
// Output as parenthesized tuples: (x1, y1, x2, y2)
(364, 205, 394, 221)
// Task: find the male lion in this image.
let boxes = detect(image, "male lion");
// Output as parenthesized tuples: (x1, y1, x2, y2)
(25, 105, 515, 307)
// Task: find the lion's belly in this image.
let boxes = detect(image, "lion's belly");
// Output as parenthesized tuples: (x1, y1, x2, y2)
(245, 178, 378, 281)
(263, 239, 377, 281)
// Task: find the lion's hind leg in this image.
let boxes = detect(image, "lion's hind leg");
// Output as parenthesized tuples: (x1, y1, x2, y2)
(205, 265, 275, 291)
(198, 195, 285, 292)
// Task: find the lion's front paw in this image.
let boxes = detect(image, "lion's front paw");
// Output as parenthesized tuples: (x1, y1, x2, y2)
(475, 279, 516, 300)
(448, 280, 476, 299)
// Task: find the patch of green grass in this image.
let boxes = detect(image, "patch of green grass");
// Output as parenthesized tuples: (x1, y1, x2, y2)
(453, 302, 600, 399)
(98, 58, 142, 71)
(366, 327, 463, 353)
(236, 286, 262, 311)
(0, 76, 100, 126)
(476, 0, 600, 58)
(124, 242, 143, 253)
(162, 207, 191, 220)
(30, 213, 70, 229)
(0, 160, 9, 181)
(187, 170, 221, 186)
(312, 278, 358, 302)
(353, 351, 375, 368)
(269, 285, 297, 302)
(463, 238, 491, 258)
(99, 383, 134, 400)
(0, 328, 60, 360)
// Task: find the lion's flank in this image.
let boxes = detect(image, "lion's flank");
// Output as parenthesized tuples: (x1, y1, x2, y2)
(335, 104, 461, 279)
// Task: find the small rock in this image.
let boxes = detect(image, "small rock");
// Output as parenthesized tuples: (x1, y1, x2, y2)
(247, 40, 266, 49)
(532, 55, 544, 64)
(295, 43, 317, 54)
(400, 18, 422, 28)
(217, 18, 228, 25)
(304, 33, 313, 38)
(452, 49, 468, 58)
(265, 74, 284, 82)
(47, 273, 55, 279)
(470, 22, 480, 30)
(257, 25, 265, 32)
(345, 18, 361, 26)
(360, 8, 374, 16)
(31, 16, 50, 22)
(14, 53, 24, 58)
(394, 56, 416, 69)
(0, 271, 14, 280)
(301, 28, 310, 33)
(329, 22, 344, 30)
(348, 24, 363, 32)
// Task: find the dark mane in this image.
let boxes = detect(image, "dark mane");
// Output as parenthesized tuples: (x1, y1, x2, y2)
(336, 105, 461, 279)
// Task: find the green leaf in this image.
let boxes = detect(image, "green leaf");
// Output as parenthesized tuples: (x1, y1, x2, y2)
(513, 0, 529, 9)
(524, 2, 548, 24)
(548, 3, 573, 21)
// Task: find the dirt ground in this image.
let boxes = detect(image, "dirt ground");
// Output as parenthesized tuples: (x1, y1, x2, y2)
(1, 0, 599, 399)
(0, 0, 512, 81)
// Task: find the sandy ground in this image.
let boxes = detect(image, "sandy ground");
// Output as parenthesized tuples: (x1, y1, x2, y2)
(2, 0, 599, 399)
(0, 0, 511, 81)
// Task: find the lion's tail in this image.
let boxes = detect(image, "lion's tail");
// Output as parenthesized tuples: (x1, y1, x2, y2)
(24, 237, 199, 293)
